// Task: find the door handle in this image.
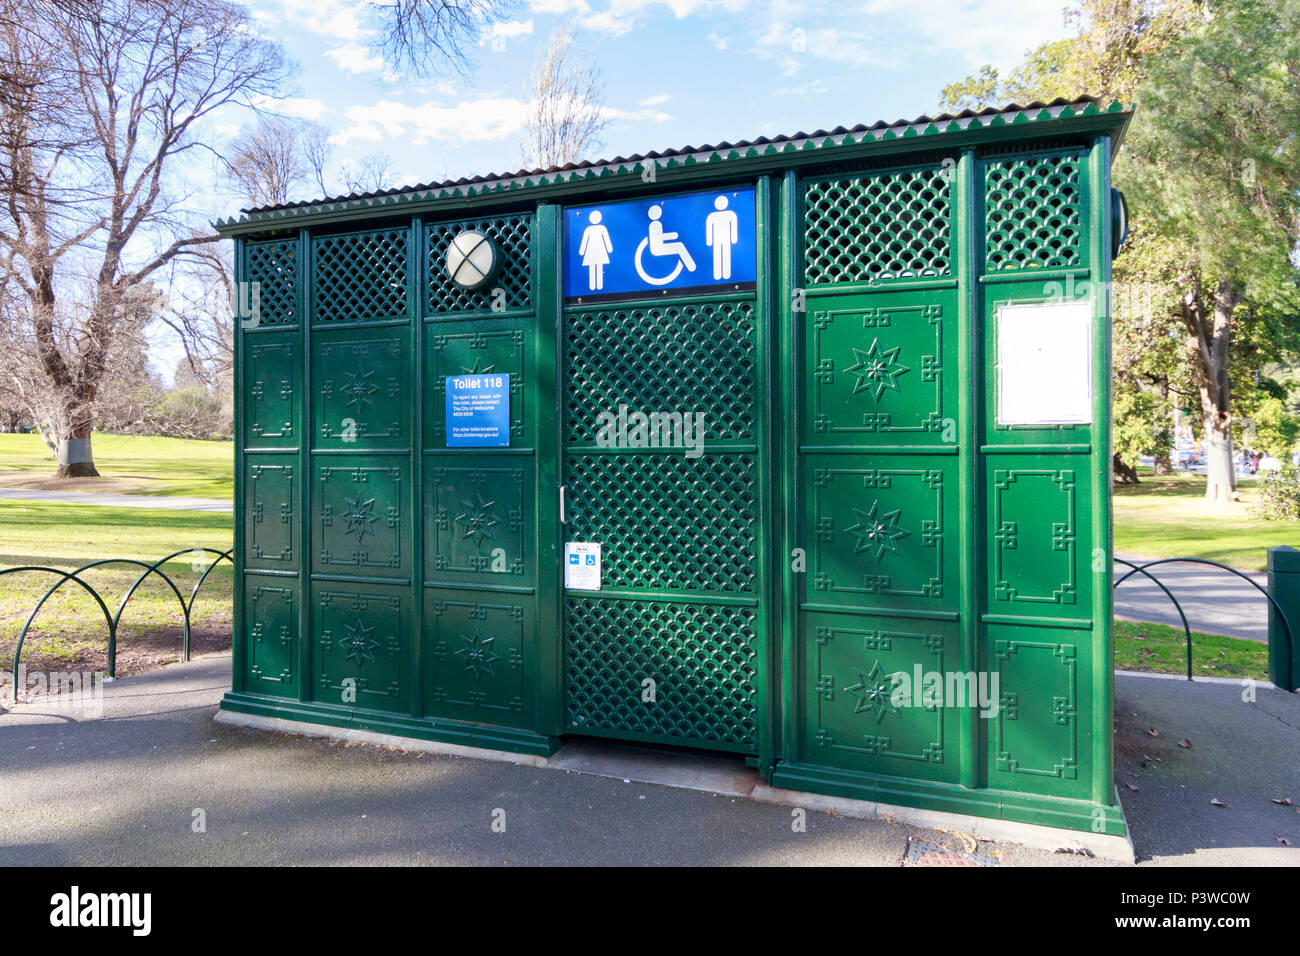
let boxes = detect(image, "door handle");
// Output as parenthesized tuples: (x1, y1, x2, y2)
(560, 484, 569, 524)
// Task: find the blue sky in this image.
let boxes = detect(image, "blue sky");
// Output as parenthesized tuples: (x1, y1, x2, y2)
(225, 0, 1077, 204)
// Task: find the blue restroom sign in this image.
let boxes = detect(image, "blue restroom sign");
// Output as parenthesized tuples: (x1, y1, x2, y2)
(445, 374, 510, 447)
(564, 187, 756, 302)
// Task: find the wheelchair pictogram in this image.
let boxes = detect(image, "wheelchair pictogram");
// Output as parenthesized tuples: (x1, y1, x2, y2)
(634, 204, 697, 286)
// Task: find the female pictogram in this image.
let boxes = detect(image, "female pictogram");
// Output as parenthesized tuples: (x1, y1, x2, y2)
(578, 210, 613, 290)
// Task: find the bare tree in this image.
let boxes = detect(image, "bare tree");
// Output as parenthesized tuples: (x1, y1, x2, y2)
(340, 153, 396, 194)
(369, 0, 511, 77)
(303, 122, 333, 196)
(521, 20, 607, 170)
(0, 0, 288, 477)
(228, 117, 308, 208)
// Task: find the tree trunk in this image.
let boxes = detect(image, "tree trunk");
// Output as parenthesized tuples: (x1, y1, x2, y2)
(55, 411, 100, 479)
(1180, 277, 1240, 504)
(1113, 453, 1140, 484)
(1152, 447, 1172, 476)
(1203, 409, 1235, 503)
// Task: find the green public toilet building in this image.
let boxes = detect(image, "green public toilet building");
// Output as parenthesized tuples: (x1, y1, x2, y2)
(215, 97, 1132, 836)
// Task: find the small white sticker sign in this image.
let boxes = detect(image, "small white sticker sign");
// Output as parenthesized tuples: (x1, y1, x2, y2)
(564, 542, 602, 591)
(997, 301, 1093, 425)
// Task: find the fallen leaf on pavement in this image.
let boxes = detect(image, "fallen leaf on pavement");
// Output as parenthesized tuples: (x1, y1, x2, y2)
(1272, 798, 1293, 806)
(1277, 837, 1292, 847)
(1210, 798, 1228, 808)
(1147, 728, 1160, 737)
(1178, 739, 1192, 749)
(1126, 784, 1140, 791)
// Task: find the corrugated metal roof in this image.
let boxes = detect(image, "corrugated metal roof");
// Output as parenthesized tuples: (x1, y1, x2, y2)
(217, 96, 1128, 230)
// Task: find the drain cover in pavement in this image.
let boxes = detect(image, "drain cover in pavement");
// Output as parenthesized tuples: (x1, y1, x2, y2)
(905, 838, 997, 867)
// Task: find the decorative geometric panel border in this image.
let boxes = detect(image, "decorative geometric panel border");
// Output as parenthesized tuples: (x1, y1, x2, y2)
(564, 453, 757, 592)
(808, 463, 949, 607)
(313, 333, 409, 448)
(984, 152, 1083, 272)
(425, 214, 532, 314)
(564, 299, 756, 445)
(425, 595, 527, 727)
(809, 618, 954, 775)
(991, 468, 1077, 607)
(245, 336, 297, 445)
(313, 585, 409, 713)
(314, 460, 407, 577)
(312, 227, 409, 323)
(565, 596, 757, 751)
(245, 582, 297, 695)
(245, 458, 296, 570)
(428, 325, 528, 446)
(426, 463, 529, 578)
(804, 165, 952, 285)
(991, 634, 1079, 782)
(809, 301, 947, 438)
(244, 237, 299, 326)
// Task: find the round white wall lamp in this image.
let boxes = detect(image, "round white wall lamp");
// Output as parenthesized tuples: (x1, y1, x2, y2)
(446, 230, 499, 290)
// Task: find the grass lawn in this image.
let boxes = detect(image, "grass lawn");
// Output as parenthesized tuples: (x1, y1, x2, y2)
(1113, 619, 1268, 680)
(1113, 472, 1298, 571)
(0, 500, 233, 689)
(0, 432, 232, 499)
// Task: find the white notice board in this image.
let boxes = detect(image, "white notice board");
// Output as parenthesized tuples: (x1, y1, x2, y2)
(996, 302, 1093, 426)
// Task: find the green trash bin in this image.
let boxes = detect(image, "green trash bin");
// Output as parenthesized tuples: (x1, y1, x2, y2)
(1268, 546, 1300, 691)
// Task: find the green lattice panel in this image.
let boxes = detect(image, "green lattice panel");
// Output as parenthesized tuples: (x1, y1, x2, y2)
(804, 166, 952, 285)
(244, 238, 299, 326)
(426, 462, 531, 580)
(312, 227, 409, 323)
(984, 152, 1083, 272)
(804, 612, 959, 784)
(312, 329, 410, 449)
(564, 453, 757, 592)
(565, 596, 757, 751)
(425, 214, 532, 314)
(564, 300, 756, 444)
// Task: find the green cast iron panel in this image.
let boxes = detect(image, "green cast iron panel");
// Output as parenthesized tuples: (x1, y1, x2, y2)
(983, 151, 1084, 272)
(244, 237, 299, 326)
(565, 596, 757, 750)
(244, 455, 297, 571)
(985, 458, 1090, 619)
(563, 300, 756, 444)
(312, 457, 410, 579)
(424, 590, 530, 729)
(803, 458, 957, 614)
(425, 213, 532, 315)
(312, 327, 412, 449)
(245, 580, 298, 696)
(804, 165, 952, 285)
(425, 461, 533, 581)
(244, 333, 299, 446)
(312, 582, 410, 713)
(564, 452, 757, 593)
(803, 290, 957, 445)
(425, 320, 530, 448)
(311, 226, 409, 323)
(800, 611, 960, 784)
(985, 622, 1091, 799)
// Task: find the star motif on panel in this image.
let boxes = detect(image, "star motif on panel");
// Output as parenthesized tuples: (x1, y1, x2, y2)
(455, 494, 501, 546)
(846, 500, 910, 561)
(845, 660, 898, 723)
(845, 338, 909, 400)
(342, 618, 379, 666)
(456, 630, 501, 680)
(462, 359, 496, 374)
(341, 492, 379, 541)
(342, 368, 380, 410)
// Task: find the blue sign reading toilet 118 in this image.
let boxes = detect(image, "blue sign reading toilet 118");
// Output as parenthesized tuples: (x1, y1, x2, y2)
(563, 187, 756, 303)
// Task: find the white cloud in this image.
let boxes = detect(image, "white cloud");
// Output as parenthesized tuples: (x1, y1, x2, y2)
(482, 19, 536, 45)
(273, 0, 373, 37)
(325, 42, 385, 74)
(527, 0, 592, 12)
(250, 94, 332, 120)
(332, 97, 532, 147)
(580, 0, 747, 36)
(639, 93, 671, 106)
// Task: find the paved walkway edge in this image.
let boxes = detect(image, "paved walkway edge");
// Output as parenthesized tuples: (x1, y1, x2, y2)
(214, 708, 1136, 863)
